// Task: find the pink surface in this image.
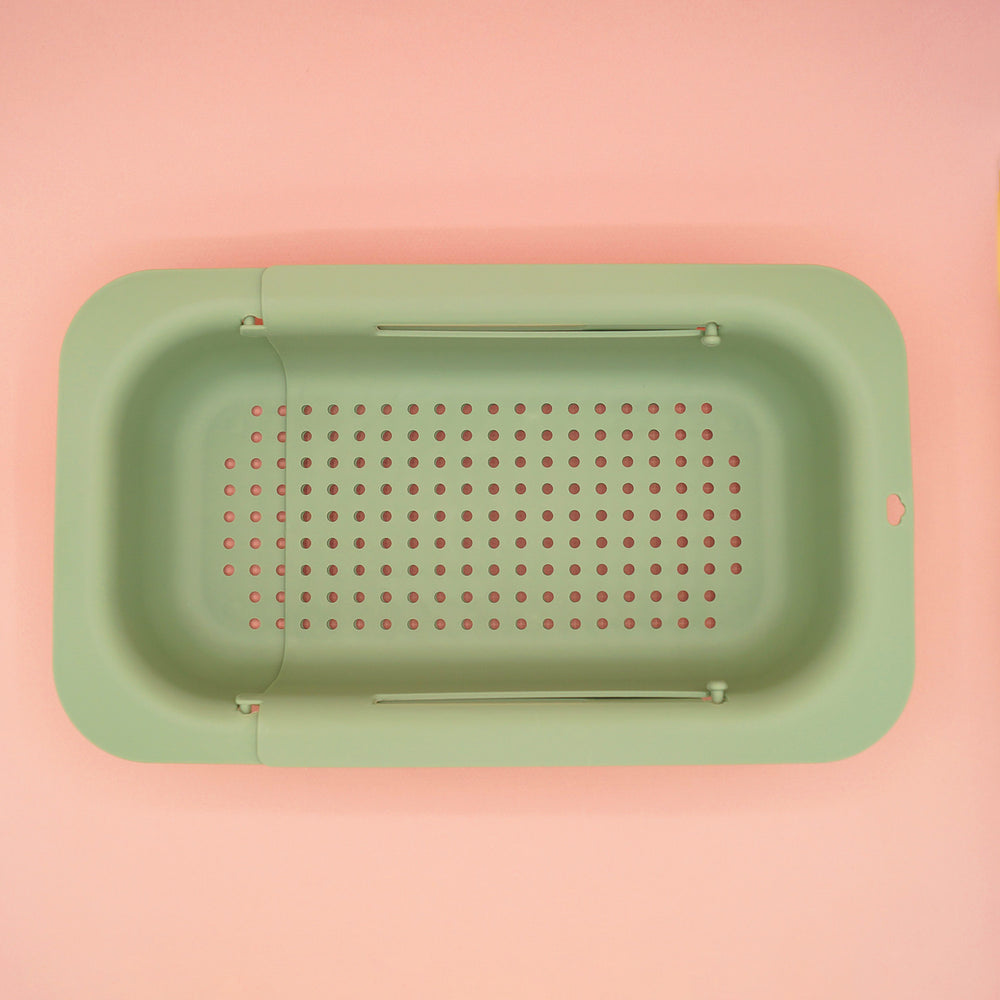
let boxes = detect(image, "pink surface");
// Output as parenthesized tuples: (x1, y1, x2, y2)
(3, 1, 1000, 996)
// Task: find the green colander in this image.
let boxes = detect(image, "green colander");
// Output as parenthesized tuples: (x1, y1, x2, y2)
(54, 265, 913, 765)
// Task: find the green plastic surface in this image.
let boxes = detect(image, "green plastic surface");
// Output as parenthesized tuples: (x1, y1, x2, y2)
(54, 265, 913, 765)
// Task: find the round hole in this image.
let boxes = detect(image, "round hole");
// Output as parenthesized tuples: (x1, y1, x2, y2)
(434, 619, 445, 630)
(249, 590, 261, 602)
(704, 563, 716, 574)
(678, 617, 689, 629)
(327, 619, 338, 629)
(249, 618, 260, 629)
(223, 564, 235, 576)
(250, 432, 262, 443)
(224, 485, 235, 496)
(597, 618, 608, 629)
(355, 618, 365, 630)
(516, 618, 527, 629)
(328, 404, 339, 416)
(705, 617, 716, 628)
(224, 458, 236, 470)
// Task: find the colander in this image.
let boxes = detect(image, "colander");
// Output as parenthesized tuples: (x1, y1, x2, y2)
(54, 265, 913, 765)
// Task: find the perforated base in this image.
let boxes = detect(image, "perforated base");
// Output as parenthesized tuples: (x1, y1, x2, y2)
(219, 398, 747, 639)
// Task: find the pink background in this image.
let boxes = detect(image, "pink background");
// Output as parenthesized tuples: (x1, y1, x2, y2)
(3, 1, 1000, 996)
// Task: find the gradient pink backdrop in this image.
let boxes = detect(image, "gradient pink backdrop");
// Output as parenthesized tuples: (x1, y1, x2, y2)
(3, 1, 1000, 996)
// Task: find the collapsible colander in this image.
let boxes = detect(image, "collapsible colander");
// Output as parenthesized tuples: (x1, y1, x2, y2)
(54, 265, 913, 765)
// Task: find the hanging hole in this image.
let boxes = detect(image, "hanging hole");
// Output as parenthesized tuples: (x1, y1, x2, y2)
(887, 493, 906, 526)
